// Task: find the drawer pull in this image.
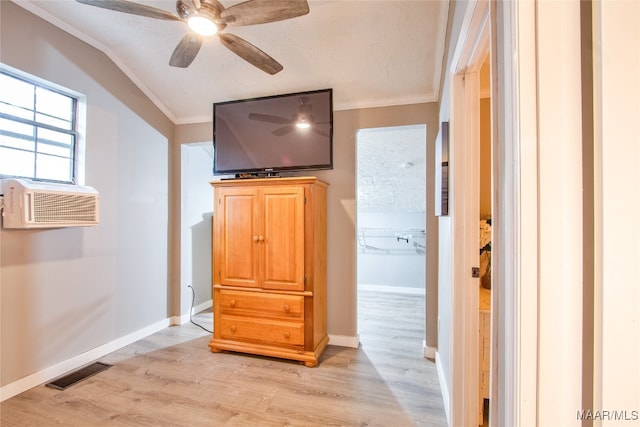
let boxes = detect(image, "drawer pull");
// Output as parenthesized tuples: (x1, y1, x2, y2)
(283, 304, 290, 313)
(229, 299, 237, 308)
(230, 325, 237, 334)
(283, 332, 291, 339)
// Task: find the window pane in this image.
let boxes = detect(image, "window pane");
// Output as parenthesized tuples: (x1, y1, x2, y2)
(1, 70, 77, 183)
(0, 102, 34, 121)
(36, 87, 73, 122)
(0, 73, 34, 110)
(37, 142, 72, 158)
(0, 146, 35, 177)
(35, 112, 72, 130)
(0, 118, 35, 147)
(0, 132, 36, 151)
(38, 127, 72, 147)
(36, 153, 72, 182)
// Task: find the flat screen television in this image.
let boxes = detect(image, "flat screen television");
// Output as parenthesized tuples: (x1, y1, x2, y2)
(213, 88, 333, 176)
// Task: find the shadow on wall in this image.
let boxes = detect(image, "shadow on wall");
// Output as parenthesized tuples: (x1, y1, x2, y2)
(191, 212, 213, 304)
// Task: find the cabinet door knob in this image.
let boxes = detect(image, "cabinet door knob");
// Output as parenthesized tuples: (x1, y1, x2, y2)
(229, 299, 236, 308)
(258, 235, 265, 242)
(253, 235, 259, 242)
(283, 304, 290, 313)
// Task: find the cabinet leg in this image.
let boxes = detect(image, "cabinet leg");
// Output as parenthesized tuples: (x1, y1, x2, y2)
(210, 347, 223, 353)
(304, 360, 318, 368)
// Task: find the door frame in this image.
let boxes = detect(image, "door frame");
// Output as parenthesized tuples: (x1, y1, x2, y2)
(451, 1, 586, 425)
(448, 1, 491, 425)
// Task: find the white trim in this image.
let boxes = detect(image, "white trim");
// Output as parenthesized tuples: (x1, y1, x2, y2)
(451, 0, 490, 74)
(436, 351, 451, 425)
(493, 1, 526, 425)
(0, 318, 170, 402)
(169, 299, 214, 326)
(358, 284, 425, 295)
(423, 341, 436, 359)
(328, 334, 360, 349)
(448, 1, 489, 424)
(334, 93, 438, 112)
(170, 315, 187, 326)
(191, 299, 213, 316)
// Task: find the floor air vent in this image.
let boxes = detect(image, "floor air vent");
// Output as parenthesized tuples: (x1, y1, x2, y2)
(46, 362, 112, 390)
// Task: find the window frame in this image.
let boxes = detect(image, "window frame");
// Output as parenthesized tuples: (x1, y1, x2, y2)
(0, 68, 80, 185)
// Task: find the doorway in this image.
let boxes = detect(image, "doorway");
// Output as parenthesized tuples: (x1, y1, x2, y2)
(447, 1, 495, 425)
(180, 142, 215, 321)
(356, 124, 427, 347)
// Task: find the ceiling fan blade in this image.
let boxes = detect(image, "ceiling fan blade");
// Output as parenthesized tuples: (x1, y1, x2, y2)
(273, 125, 295, 136)
(202, 0, 226, 15)
(312, 128, 329, 138)
(191, 0, 201, 9)
(218, 33, 283, 75)
(169, 34, 203, 68)
(219, 0, 309, 26)
(75, 0, 181, 21)
(248, 113, 291, 124)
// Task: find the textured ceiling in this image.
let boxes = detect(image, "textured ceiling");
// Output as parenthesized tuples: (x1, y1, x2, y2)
(13, 0, 449, 124)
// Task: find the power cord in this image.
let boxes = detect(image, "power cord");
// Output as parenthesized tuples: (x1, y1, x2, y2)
(188, 284, 213, 334)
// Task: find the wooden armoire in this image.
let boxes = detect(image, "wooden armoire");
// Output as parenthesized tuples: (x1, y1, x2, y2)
(208, 177, 328, 367)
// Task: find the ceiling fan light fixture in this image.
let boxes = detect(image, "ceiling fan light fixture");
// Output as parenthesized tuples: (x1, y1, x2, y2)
(188, 13, 218, 36)
(296, 121, 311, 129)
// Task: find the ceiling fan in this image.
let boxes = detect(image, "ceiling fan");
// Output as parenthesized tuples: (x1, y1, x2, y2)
(249, 97, 330, 137)
(75, 0, 310, 74)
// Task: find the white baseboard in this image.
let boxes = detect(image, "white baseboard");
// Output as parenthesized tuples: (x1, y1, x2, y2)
(435, 351, 451, 426)
(328, 334, 360, 348)
(0, 318, 170, 402)
(192, 299, 213, 316)
(358, 284, 426, 295)
(171, 299, 213, 326)
(423, 340, 436, 359)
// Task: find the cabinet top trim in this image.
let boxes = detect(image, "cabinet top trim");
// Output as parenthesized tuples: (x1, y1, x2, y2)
(210, 176, 328, 188)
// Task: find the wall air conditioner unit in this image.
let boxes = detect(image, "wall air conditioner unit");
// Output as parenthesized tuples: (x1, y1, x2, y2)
(1, 179, 99, 229)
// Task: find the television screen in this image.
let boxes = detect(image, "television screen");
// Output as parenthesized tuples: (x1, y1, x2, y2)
(213, 89, 333, 176)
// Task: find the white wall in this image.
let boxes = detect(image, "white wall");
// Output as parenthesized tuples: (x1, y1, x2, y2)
(180, 144, 214, 313)
(0, 3, 172, 396)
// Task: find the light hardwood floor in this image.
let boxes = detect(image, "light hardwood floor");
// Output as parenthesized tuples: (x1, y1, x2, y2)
(1, 290, 446, 426)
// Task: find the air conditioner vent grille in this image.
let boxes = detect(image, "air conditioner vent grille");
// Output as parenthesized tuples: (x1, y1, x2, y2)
(1, 178, 99, 229)
(32, 192, 98, 224)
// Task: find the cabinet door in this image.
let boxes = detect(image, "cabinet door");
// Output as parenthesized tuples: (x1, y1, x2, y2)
(215, 187, 260, 288)
(260, 186, 305, 291)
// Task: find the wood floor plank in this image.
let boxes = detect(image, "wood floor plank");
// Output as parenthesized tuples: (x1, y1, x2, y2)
(1, 290, 446, 426)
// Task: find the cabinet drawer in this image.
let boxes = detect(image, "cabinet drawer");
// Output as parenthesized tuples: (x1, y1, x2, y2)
(219, 290, 304, 320)
(220, 316, 304, 346)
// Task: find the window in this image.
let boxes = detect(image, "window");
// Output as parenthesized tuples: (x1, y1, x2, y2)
(0, 70, 78, 184)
